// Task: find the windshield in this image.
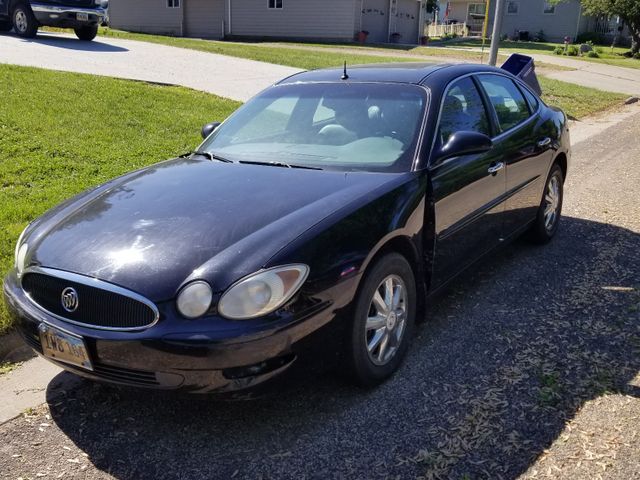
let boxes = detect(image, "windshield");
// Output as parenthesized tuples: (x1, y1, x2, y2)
(199, 83, 427, 173)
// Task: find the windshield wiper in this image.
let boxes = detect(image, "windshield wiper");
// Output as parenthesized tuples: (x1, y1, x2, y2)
(238, 160, 322, 170)
(184, 150, 233, 163)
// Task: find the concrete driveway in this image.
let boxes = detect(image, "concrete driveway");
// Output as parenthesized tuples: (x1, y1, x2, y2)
(0, 32, 300, 101)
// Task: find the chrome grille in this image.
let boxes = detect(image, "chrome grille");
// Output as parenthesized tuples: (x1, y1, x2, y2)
(21, 268, 158, 330)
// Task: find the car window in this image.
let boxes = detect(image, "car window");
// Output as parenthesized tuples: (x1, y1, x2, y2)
(478, 74, 531, 132)
(438, 77, 491, 145)
(200, 83, 427, 173)
(520, 84, 539, 112)
(225, 95, 299, 143)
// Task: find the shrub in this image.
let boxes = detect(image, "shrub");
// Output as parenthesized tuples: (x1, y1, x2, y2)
(534, 29, 547, 42)
(553, 46, 564, 55)
(566, 45, 579, 56)
(587, 51, 600, 58)
(595, 47, 604, 54)
(634, 52, 640, 60)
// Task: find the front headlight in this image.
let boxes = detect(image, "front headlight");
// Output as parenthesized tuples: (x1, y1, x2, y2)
(176, 281, 213, 318)
(14, 226, 29, 276)
(218, 264, 309, 320)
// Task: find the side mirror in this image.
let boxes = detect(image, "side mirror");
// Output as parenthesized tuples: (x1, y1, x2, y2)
(201, 122, 221, 139)
(437, 131, 493, 162)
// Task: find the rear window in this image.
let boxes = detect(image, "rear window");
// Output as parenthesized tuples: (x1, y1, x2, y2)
(478, 74, 532, 132)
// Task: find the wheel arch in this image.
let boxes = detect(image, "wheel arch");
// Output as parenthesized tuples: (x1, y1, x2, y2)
(553, 152, 568, 183)
(357, 233, 427, 323)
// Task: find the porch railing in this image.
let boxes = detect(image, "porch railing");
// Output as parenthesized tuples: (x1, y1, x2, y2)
(426, 22, 469, 38)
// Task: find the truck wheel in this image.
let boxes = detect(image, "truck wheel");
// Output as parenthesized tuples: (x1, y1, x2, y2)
(12, 3, 38, 38)
(0, 19, 13, 32)
(74, 25, 98, 41)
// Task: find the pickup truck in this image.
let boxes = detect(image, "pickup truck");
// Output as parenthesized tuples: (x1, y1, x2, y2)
(0, 0, 108, 41)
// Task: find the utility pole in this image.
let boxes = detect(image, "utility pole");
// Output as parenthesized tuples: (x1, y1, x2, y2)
(488, 0, 505, 66)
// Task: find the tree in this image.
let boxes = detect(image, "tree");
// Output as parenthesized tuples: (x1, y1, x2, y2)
(576, 0, 640, 53)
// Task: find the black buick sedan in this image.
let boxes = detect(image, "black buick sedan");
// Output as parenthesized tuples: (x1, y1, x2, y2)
(4, 62, 570, 393)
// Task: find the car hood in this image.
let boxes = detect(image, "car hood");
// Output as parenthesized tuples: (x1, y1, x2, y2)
(26, 158, 401, 301)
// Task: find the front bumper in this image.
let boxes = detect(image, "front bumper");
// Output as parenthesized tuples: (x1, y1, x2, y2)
(3, 270, 343, 394)
(30, 4, 108, 28)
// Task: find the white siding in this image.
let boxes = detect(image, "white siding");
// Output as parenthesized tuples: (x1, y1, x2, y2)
(109, 0, 183, 36)
(185, 0, 224, 38)
(230, 0, 357, 40)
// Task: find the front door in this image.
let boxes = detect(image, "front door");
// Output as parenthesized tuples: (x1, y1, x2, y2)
(430, 76, 506, 288)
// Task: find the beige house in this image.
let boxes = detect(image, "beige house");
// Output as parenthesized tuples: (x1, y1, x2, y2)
(109, 0, 428, 44)
(439, 0, 629, 42)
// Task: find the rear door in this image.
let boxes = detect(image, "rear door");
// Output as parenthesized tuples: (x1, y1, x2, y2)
(475, 74, 554, 237)
(429, 76, 506, 288)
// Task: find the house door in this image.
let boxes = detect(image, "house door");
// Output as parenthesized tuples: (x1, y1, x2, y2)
(184, 0, 224, 38)
(361, 0, 389, 43)
(394, 0, 421, 44)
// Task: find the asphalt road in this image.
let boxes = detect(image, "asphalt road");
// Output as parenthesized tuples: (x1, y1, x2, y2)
(1, 114, 639, 479)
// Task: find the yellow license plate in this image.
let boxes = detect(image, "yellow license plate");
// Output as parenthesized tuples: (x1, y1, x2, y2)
(39, 323, 92, 370)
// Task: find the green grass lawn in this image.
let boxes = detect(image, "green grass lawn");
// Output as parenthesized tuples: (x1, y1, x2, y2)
(444, 39, 640, 69)
(0, 64, 240, 334)
(0, 63, 625, 335)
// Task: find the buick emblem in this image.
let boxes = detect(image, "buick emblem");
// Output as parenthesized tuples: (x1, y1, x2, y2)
(61, 287, 79, 313)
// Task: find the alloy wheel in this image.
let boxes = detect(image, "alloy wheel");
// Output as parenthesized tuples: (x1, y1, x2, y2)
(544, 175, 560, 232)
(365, 274, 407, 366)
(14, 10, 28, 33)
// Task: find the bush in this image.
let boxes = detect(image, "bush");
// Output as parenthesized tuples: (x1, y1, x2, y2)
(576, 32, 606, 44)
(553, 46, 564, 55)
(634, 52, 640, 60)
(534, 29, 546, 42)
(587, 51, 600, 58)
(566, 45, 579, 56)
(595, 47, 604, 54)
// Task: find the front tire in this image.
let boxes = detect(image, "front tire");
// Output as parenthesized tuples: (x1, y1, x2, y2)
(348, 253, 416, 386)
(74, 25, 98, 41)
(528, 164, 564, 243)
(12, 4, 38, 38)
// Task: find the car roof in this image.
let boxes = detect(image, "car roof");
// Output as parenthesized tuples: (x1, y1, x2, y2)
(277, 62, 510, 88)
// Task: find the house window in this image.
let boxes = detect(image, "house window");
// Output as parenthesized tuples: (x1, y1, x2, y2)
(467, 3, 486, 16)
(167, 0, 180, 7)
(506, 1, 519, 15)
(268, 0, 283, 9)
(543, 2, 556, 14)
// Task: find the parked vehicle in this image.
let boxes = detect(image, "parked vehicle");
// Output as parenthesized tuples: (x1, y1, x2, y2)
(4, 60, 570, 394)
(0, 0, 108, 40)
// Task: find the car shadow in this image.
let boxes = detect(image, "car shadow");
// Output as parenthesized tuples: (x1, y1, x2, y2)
(46, 215, 640, 479)
(1, 31, 128, 52)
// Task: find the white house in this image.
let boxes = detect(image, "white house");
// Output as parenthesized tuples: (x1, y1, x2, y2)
(108, 0, 429, 44)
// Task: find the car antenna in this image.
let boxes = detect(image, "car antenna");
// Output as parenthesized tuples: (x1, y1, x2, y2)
(341, 61, 349, 80)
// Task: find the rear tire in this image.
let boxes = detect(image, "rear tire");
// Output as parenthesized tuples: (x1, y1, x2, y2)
(528, 164, 564, 244)
(0, 19, 12, 32)
(74, 25, 98, 41)
(12, 3, 38, 38)
(348, 252, 416, 387)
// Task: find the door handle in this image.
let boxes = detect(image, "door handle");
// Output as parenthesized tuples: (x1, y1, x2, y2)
(537, 137, 552, 148)
(487, 162, 504, 175)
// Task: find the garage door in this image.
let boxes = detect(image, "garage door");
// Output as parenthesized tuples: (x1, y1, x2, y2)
(361, 0, 389, 43)
(395, 0, 420, 44)
(184, 0, 224, 38)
